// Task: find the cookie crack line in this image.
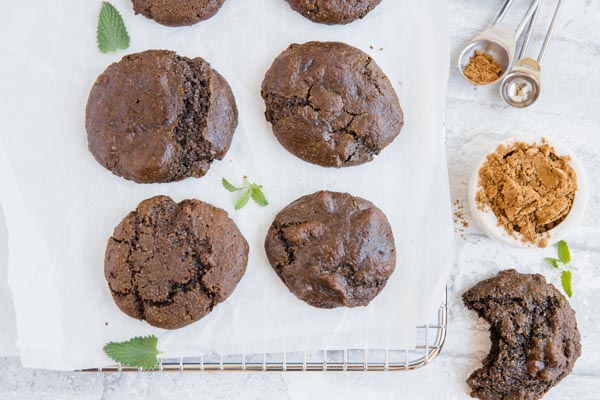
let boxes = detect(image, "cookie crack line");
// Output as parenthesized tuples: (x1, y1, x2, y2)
(141, 254, 216, 309)
(263, 92, 310, 123)
(362, 58, 385, 97)
(273, 222, 303, 270)
(305, 84, 322, 112)
(336, 263, 386, 290)
(110, 209, 216, 313)
(128, 212, 146, 319)
(265, 89, 377, 162)
(333, 109, 378, 163)
(146, 211, 218, 310)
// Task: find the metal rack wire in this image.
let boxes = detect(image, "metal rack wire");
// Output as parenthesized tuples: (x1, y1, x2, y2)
(95, 293, 447, 373)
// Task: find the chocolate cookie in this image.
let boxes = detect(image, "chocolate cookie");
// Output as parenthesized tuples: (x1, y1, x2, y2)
(86, 50, 238, 184)
(131, 0, 226, 27)
(261, 42, 403, 168)
(265, 191, 396, 308)
(105, 196, 248, 329)
(285, 0, 382, 25)
(463, 270, 581, 400)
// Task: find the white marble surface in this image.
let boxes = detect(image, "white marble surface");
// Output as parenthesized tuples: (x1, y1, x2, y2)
(1, 0, 600, 398)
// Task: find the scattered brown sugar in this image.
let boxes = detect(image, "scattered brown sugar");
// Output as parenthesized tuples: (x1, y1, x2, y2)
(476, 140, 578, 247)
(463, 50, 503, 85)
(453, 199, 469, 239)
(454, 200, 469, 227)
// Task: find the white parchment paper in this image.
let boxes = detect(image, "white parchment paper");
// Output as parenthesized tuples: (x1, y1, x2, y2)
(0, 0, 453, 370)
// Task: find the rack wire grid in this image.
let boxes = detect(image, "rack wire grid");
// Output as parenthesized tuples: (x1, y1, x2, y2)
(95, 292, 446, 373)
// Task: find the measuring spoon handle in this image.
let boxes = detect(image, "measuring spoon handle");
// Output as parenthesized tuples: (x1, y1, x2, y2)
(493, 0, 516, 25)
(516, 0, 542, 37)
(539, 0, 566, 64)
(519, 0, 542, 59)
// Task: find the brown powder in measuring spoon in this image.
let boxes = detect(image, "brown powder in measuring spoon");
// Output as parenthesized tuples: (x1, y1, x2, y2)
(476, 140, 578, 247)
(463, 50, 503, 85)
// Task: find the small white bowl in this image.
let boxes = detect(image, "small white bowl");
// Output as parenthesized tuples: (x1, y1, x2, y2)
(468, 136, 589, 248)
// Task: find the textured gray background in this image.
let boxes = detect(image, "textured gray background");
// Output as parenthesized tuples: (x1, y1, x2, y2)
(1, 0, 600, 398)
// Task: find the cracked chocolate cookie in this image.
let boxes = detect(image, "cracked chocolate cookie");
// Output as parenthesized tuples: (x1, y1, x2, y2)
(285, 0, 382, 25)
(105, 196, 249, 329)
(131, 0, 227, 27)
(265, 191, 396, 308)
(261, 42, 403, 168)
(86, 50, 238, 184)
(463, 269, 581, 400)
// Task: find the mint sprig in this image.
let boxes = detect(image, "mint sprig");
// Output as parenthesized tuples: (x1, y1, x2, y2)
(97, 2, 130, 54)
(222, 177, 269, 210)
(545, 240, 575, 298)
(103, 335, 161, 370)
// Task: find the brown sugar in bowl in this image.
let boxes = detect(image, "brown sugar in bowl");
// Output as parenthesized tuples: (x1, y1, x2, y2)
(468, 136, 588, 248)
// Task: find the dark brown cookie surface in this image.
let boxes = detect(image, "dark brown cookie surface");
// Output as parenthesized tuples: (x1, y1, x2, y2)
(261, 42, 403, 168)
(105, 196, 248, 329)
(265, 191, 396, 308)
(86, 50, 238, 184)
(285, 0, 382, 25)
(463, 269, 581, 400)
(131, 0, 226, 27)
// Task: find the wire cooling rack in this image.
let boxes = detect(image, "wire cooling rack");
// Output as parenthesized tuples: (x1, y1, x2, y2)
(95, 292, 446, 372)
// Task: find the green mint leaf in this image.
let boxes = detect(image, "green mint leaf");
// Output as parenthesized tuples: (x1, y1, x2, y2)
(561, 270, 573, 298)
(250, 188, 269, 207)
(557, 241, 571, 263)
(222, 178, 241, 192)
(545, 258, 560, 269)
(103, 335, 160, 370)
(224, 176, 269, 210)
(235, 190, 252, 210)
(97, 2, 130, 54)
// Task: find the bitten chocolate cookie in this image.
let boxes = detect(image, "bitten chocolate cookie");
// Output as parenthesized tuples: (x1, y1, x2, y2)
(261, 42, 403, 168)
(285, 0, 382, 25)
(131, 0, 226, 27)
(265, 191, 396, 308)
(86, 50, 238, 184)
(105, 196, 248, 329)
(463, 269, 581, 400)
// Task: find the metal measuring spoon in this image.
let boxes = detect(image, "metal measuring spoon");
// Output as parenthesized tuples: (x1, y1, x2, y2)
(458, 0, 541, 85)
(501, 0, 566, 107)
